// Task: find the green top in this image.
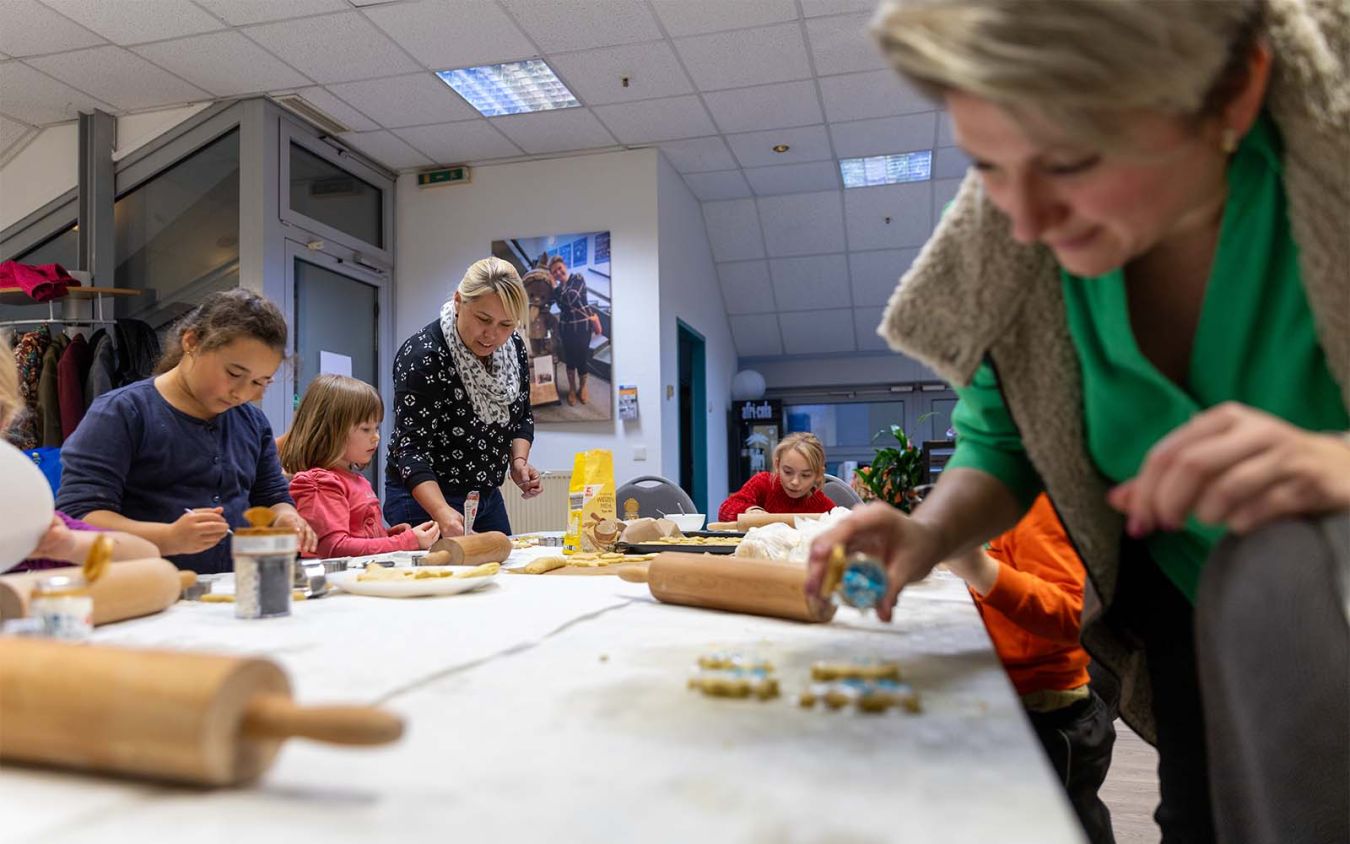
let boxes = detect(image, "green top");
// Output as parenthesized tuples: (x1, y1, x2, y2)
(948, 113, 1349, 600)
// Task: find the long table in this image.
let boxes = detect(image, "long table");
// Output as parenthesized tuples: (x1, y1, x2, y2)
(2, 552, 1084, 843)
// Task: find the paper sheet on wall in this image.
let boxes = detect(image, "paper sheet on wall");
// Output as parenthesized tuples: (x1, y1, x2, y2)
(319, 350, 352, 377)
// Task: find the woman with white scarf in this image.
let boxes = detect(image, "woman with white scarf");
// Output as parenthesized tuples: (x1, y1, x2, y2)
(384, 258, 542, 537)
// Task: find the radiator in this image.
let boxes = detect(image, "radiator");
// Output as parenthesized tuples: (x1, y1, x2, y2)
(500, 470, 571, 533)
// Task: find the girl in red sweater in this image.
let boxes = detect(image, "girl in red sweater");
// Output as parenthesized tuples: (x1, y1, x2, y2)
(281, 375, 440, 558)
(719, 432, 835, 522)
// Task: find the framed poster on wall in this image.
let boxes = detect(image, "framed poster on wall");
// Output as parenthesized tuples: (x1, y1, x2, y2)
(491, 230, 613, 423)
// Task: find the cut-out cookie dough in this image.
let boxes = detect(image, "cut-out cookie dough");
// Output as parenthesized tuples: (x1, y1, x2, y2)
(810, 660, 901, 682)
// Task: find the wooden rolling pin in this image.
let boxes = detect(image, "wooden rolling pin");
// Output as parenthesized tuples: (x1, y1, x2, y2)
(0, 638, 403, 786)
(0, 557, 185, 625)
(422, 531, 512, 566)
(619, 552, 835, 624)
(708, 512, 826, 532)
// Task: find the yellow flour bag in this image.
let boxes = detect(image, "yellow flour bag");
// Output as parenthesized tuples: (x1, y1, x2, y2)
(564, 449, 616, 554)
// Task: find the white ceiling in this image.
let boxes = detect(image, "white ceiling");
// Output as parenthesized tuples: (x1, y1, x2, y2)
(0, 0, 971, 360)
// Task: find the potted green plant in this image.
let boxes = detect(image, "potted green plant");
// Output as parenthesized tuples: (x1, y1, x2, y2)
(854, 424, 926, 513)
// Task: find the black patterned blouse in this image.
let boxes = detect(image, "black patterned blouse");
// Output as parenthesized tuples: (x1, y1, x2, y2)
(386, 322, 534, 494)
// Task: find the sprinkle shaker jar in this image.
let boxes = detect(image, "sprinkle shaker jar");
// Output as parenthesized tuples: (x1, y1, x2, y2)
(233, 509, 297, 620)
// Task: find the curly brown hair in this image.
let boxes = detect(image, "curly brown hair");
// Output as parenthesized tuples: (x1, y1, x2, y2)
(156, 289, 288, 374)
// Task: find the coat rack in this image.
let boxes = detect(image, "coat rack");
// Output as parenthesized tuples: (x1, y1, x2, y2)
(0, 287, 141, 330)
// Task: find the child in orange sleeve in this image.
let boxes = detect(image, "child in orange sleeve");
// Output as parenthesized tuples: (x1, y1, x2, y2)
(281, 375, 440, 558)
(946, 493, 1116, 844)
(719, 432, 835, 522)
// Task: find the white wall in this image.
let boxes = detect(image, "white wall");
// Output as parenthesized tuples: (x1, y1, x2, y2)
(747, 350, 939, 391)
(0, 103, 213, 233)
(657, 154, 736, 510)
(0, 123, 78, 232)
(394, 148, 663, 484)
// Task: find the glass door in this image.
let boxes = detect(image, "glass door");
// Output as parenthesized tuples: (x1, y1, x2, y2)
(286, 243, 382, 486)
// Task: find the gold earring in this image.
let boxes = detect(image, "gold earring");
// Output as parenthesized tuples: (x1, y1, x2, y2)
(1220, 128, 1238, 154)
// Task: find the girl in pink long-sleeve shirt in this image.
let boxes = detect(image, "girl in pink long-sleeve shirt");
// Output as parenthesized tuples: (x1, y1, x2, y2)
(281, 375, 440, 558)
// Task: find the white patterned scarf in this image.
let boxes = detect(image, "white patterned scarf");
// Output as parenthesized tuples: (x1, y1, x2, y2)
(440, 298, 521, 427)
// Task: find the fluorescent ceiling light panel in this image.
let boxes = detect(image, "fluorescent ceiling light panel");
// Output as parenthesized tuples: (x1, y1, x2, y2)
(436, 60, 580, 117)
(840, 150, 932, 188)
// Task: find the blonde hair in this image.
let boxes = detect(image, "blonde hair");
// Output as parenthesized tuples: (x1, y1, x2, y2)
(774, 433, 826, 488)
(0, 347, 20, 431)
(871, 0, 1263, 146)
(459, 257, 528, 328)
(280, 374, 384, 474)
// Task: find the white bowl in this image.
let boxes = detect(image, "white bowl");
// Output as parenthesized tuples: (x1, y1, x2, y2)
(667, 513, 706, 532)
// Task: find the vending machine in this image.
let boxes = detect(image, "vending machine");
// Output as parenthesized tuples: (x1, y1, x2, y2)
(727, 399, 783, 492)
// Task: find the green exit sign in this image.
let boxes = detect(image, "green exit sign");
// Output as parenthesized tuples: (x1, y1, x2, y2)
(417, 166, 471, 187)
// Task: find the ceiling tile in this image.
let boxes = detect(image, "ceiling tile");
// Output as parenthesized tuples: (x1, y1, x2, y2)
(726, 124, 831, 169)
(133, 31, 309, 96)
(0, 114, 35, 153)
(702, 198, 764, 262)
(757, 190, 844, 257)
(650, 0, 798, 38)
(702, 79, 822, 135)
(800, 0, 876, 16)
(244, 12, 419, 84)
(854, 308, 891, 351)
(193, 0, 349, 26)
(673, 22, 811, 92)
(769, 254, 849, 311)
(819, 69, 931, 123)
(681, 170, 752, 201)
(657, 136, 737, 173)
(41, 0, 222, 44)
(327, 73, 479, 128)
(396, 120, 523, 163)
(280, 86, 378, 132)
(0, 61, 113, 125)
(500, 0, 662, 53)
(848, 248, 918, 307)
(364, 0, 536, 71)
(936, 111, 956, 146)
(744, 160, 839, 196)
(717, 260, 775, 314)
(805, 13, 887, 76)
(549, 42, 692, 107)
(730, 313, 783, 357)
(844, 181, 933, 250)
(933, 176, 964, 222)
(592, 95, 715, 144)
(933, 145, 971, 180)
(780, 309, 855, 355)
(491, 108, 615, 155)
(0, 0, 105, 57)
(829, 112, 936, 159)
(339, 129, 433, 170)
(27, 46, 208, 111)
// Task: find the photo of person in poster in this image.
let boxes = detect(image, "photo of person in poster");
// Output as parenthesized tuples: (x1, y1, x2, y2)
(491, 231, 612, 422)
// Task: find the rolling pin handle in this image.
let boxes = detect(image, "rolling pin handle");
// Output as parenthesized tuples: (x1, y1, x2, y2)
(241, 695, 404, 746)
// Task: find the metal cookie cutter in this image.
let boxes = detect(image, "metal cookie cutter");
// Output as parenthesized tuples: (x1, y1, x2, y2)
(820, 545, 888, 613)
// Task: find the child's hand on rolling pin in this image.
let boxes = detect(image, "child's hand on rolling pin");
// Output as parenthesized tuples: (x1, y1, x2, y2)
(168, 508, 231, 555)
(412, 521, 441, 550)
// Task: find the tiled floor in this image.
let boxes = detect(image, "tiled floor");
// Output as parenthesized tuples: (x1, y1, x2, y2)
(1101, 720, 1161, 844)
